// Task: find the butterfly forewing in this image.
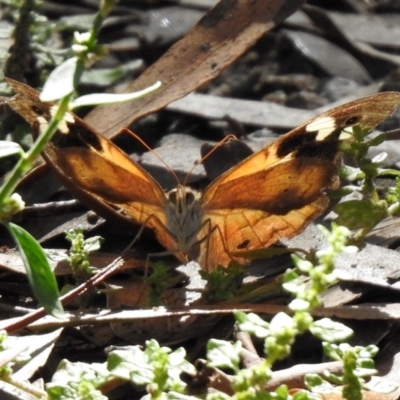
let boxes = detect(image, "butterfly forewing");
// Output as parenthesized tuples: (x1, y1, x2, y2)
(202, 158, 338, 212)
(6, 79, 171, 236)
(203, 92, 400, 198)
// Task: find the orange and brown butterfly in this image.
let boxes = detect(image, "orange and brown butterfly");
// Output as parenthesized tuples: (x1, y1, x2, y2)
(5, 78, 400, 271)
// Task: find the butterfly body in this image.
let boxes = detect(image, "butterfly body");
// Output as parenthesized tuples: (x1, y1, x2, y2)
(164, 185, 203, 257)
(6, 78, 400, 271)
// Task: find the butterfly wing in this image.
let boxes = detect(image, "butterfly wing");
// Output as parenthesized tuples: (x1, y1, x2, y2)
(199, 92, 400, 270)
(198, 158, 336, 269)
(204, 92, 400, 195)
(6, 79, 181, 258)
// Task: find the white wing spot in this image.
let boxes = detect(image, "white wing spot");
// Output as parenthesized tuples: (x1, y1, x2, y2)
(36, 116, 49, 132)
(50, 105, 75, 134)
(306, 116, 336, 141)
(338, 128, 353, 140)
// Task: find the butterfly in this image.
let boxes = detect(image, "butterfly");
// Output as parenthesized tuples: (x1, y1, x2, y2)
(6, 78, 400, 271)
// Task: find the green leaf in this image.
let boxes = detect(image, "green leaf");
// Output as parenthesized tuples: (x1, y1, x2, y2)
(108, 343, 194, 391)
(367, 133, 386, 147)
(235, 312, 270, 338)
(310, 318, 353, 342)
(47, 359, 109, 400)
(269, 312, 296, 338)
(371, 152, 387, 164)
(289, 298, 310, 311)
(340, 165, 364, 181)
(206, 339, 241, 371)
(83, 236, 103, 252)
(334, 199, 388, 230)
(304, 374, 335, 393)
(292, 389, 316, 400)
(7, 223, 63, 317)
(70, 81, 161, 108)
(40, 57, 78, 101)
(167, 347, 196, 382)
(381, 168, 400, 178)
(322, 342, 342, 362)
(108, 346, 153, 385)
(0, 141, 23, 158)
(360, 345, 379, 359)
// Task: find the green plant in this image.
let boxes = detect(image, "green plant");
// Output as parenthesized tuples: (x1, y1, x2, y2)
(65, 227, 103, 277)
(0, 331, 48, 399)
(207, 224, 372, 400)
(39, 224, 393, 400)
(334, 125, 400, 242)
(0, 0, 160, 317)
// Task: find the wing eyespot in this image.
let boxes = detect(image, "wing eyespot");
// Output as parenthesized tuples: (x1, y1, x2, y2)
(237, 239, 250, 250)
(31, 105, 44, 116)
(345, 116, 360, 126)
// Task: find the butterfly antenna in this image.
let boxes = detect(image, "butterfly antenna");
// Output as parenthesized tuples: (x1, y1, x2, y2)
(183, 134, 238, 186)
(120, 128, 181, 184)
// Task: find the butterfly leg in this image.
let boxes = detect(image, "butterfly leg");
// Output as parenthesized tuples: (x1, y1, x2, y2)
(123, 213, 186, 272)
(187, 218, 238, 272)
(198, 219, 220, 272)
(202, 217, 273, 271)
(123, 219, 150, 253)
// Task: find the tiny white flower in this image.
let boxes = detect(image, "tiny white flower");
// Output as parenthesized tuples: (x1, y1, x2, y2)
(74, 31, 91, 44)
(10, 193, 25, 212)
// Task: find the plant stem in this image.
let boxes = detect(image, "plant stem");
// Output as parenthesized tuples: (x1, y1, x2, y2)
(0, 95, 71, 205)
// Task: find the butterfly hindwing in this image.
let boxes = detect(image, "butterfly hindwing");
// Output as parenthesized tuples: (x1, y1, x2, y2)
(199, 159, 336, 268)
(197, 198, 329, 269)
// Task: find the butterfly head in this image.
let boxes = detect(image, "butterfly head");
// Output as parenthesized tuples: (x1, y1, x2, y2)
(165, 185, 202, 251)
